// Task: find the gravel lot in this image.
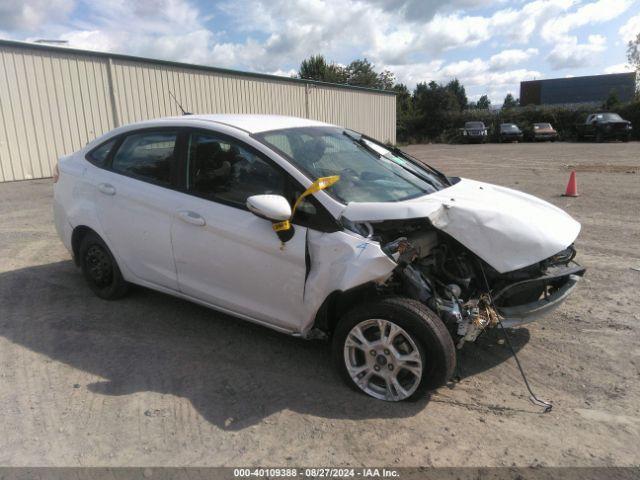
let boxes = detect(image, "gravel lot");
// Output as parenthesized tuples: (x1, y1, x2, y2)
(1, 141, 639, 467)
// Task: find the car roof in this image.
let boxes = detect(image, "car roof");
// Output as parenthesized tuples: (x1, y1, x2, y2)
(143, 114, 335, 133)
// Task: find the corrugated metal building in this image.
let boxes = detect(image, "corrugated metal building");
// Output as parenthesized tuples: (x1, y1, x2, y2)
(0, 40, 396, 182)
(520, 72, 637, 106)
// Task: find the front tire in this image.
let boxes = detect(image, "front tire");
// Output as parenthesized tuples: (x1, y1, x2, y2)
(79, 232, 129, 300)
(332, 297, 456, 401)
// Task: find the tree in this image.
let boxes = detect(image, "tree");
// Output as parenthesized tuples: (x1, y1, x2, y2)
(628, 32, 640, 73)
(628, 32, 640, 95)
(346, 58, 380, 88)
(604, 90, 621, 110)
(445, 78, 468, 110)
(502, 93, 518, 109)
(298, 55, 347, 83)
(393, 83, 412, 116)
(476, 94, 491, 110)
(378, 69, 396, 90)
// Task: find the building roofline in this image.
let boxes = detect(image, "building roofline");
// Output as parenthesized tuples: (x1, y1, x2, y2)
(521, 71, 636, 84)
(0, 38, 396, 96)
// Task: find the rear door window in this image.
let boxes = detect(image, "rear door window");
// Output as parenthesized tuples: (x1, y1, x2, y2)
(111, 131, 177, 186)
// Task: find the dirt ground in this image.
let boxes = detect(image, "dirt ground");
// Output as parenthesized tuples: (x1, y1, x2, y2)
(1, 141, 639, 467)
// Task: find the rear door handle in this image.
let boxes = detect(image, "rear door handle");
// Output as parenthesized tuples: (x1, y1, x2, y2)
(98, 183, 116, 195)
(177, 210, 206, 226)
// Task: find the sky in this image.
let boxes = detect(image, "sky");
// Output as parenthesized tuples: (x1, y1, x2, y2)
(0, 0, 638, 103)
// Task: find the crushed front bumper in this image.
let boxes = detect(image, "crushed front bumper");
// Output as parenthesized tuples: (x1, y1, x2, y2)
(493, 264, 585, 327)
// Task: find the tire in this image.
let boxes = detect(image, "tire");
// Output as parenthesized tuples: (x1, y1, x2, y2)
(79, 231, 129, 300)
(332, 297, 456, 402)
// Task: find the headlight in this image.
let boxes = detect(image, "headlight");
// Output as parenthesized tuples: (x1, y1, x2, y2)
(463, 130, 467, 135)
(628, 124, 633, 130)
(482, 130, 487, 135)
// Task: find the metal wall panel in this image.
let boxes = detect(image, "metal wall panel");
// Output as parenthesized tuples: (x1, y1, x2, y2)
(0, 41, 396, 182)
(0, 45, 114, 181)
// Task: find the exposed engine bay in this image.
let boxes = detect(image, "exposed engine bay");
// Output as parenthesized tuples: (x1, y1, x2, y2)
(350, 217, 585, 348)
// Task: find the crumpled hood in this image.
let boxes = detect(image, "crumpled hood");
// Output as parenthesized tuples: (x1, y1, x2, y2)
(341, 178, 581, 273)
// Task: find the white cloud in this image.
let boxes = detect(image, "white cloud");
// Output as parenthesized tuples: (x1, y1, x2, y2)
(489, 48, 539, 70)
(0, 0, 635, 104)
(546, 34, 607, 69)
(541, 0, 633, 42)
(0, 0, 74, 31)
(603, 63, 634, 73)
(619, 14, 640, 43)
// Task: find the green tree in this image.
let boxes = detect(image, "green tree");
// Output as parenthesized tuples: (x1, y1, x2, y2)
(412, 81, 460, 139)
(476, 94, 491, 109)
(298, 55, 347, 83)
(445, 78, 468, 110)
(378, 69, 396, 90)
(393, 83, 412, 116)
(628, 32, 640, 95)
(628, 32, 640, 72)
(346, 58, 380, 88)
(604, 90, 621, 110)
(502, 93, 518, 109)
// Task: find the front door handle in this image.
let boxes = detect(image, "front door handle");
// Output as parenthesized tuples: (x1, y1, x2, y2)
(177, 210, 206, 226)
(98, 183, 116, 195)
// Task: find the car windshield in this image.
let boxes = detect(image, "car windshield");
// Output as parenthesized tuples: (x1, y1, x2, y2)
(534, 123, 552, 129)
(465, 122, 485, 129)
(256, 127, 448, 203)
(600, 113, 623, 121)
(501, 124, 518, 130)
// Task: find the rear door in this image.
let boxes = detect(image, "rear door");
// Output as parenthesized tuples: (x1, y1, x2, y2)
(170, 129, 334, 332)
(92, 128, 185, 290)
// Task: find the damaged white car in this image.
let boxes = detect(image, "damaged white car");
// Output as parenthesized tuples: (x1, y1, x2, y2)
(54, 115, 584, 402)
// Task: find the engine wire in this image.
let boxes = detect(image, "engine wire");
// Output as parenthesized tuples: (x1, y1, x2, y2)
(477, 262, 553, 413)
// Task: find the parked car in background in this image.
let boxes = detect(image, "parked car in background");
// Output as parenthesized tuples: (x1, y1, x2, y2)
(576, 113, 632, 142)
(498, 123, 523, 143)
(53, 114, 584, 402)
(525, 123, 559, 142)
(460, 121, 488, 143)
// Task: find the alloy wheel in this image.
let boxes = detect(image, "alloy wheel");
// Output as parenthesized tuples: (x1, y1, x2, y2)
(343, 319, 423, 401)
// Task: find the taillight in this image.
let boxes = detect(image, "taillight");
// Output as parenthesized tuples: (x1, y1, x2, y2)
(53, 163, 60, 183)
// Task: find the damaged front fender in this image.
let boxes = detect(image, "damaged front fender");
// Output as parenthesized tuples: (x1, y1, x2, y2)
(300, 230, 397, 335)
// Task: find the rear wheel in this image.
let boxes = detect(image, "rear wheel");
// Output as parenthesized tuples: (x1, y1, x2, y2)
(79, 232, 129, 300)
(332, 297, 456, 401)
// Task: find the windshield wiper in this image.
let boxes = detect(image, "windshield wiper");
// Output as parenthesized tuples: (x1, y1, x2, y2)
(342, 131, 443, 191)
(388, 145, 451, 187)
(345, 131, 451, 187)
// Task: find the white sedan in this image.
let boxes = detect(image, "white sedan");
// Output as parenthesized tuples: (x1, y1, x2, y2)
(53, 114, 584, 401)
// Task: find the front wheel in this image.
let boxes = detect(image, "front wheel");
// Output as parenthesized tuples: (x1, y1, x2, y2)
(332, 297, 456, 401)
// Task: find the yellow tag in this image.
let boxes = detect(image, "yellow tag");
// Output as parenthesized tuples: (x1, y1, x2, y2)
(272, 220, 291, 232)
(291, 175, 340, 216)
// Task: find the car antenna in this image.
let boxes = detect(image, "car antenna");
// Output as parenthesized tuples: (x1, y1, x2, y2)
(168, 90, 192, 115)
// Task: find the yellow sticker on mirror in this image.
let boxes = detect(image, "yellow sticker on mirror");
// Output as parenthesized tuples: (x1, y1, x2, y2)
(272, 220, 291, 232)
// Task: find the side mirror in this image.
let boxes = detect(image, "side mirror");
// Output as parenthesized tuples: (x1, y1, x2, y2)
(246, 195, 292, 222)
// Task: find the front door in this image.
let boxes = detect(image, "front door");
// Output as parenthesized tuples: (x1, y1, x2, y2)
(170, 130, 309, 332)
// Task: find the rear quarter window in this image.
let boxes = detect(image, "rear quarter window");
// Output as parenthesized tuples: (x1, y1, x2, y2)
(86, 138, 117, 167)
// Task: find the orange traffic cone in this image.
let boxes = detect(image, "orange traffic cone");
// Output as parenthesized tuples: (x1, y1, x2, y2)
(563, 171, 579, 197)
